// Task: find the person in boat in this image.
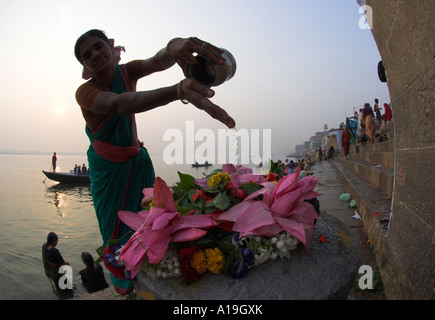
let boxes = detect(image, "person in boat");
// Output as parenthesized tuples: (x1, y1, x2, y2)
(74, 29, 235, 294)
(79, 252, 109, 293)
(52, 152, 57, 172)
(82, 163, 87, 173)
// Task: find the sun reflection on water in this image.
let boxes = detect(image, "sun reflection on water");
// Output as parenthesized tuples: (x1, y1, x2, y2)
(55, 192, 64, 209)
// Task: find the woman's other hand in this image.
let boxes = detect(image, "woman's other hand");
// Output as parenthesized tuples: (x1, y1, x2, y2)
(179, 78, 235, 129)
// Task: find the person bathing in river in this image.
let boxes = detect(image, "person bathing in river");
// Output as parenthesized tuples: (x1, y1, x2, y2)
(74, 29, 235, 294)
(43, 232, 69, 268)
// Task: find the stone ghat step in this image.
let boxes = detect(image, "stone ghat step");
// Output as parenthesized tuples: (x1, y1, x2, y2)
(335, 157, 394, 198)
(329, 159, 392, 251)
(350, 151, 394, 169)
(72, 285, 134, 300)
(352, 139, 394, 154)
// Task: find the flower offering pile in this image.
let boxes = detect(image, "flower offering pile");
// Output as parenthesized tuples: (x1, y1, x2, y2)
(99, 162, 321, 285)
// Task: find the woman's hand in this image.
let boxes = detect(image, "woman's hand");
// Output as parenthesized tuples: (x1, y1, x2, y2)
(167, 37, 226, 74)
(179, 78, 235, 129)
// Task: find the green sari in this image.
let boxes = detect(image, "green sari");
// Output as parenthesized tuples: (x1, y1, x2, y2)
(86, 65, 155, 292)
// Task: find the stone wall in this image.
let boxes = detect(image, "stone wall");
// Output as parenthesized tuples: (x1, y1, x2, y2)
(362, 0, 434, 299)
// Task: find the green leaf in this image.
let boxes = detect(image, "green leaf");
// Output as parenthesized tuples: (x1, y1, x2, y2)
(177, 171, 196, 188)
(206, 192, 231, 210)
(176, 205, 193, 215)
(240, 182, 264, 195)
(96, 245, 107, 257)
(171, 184, 186, 198)
(204, 205, 218, 214)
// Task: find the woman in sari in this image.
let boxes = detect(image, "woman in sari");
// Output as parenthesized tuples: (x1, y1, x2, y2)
(341, 126, 352, 160)
(74, 29, 235, 294)
(363, 103, 376, 144)
(382, 103, 392, 124)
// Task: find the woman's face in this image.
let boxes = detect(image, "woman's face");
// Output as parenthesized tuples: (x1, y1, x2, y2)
(79, 36, 114, 76)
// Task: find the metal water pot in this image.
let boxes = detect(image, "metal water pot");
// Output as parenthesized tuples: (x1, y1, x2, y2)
(185, 48, 236, 87)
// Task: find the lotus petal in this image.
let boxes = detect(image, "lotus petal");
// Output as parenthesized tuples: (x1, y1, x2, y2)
(245, 182, 275, 207)
(239, 173, 267, 184)
(218, 200, 255, 222)
(195, 178, 209, 188)
(171, 228, 207, 242)
(142, 187, 154, 199)
(138, 210, 150, 220)
(120, 228, 151, 270)
(287, 201, 319, 226)
(274, 167, 301, 199)
(118, 210, 146, 231)
(146, 207, 172, 226)
(151, 211, 179, 231)
(238, 223, 283, 237)
(235, 166, 253, 174)
(274, 215, 306, 245)
(146, 227, 173, 264)
(172, 214, 217, 232)
(153, 177, 177, 212)
(232, 201, 276, 234)
(302, 224, 315, 251)
(222, 164, 237, 173)
(269, 189, 303, 215)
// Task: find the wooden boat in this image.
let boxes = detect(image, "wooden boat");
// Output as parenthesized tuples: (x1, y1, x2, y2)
(42, 170, 90, 185)
(191, 163, 212, 168)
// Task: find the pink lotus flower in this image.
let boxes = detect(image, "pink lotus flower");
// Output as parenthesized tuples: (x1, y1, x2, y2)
(194, 164, 267, 188)
(218, 167, 321, 251)
(222, 164, 267, 187)
(118, 177, 217, 278)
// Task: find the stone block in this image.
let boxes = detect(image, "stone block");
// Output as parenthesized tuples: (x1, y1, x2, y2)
(392, 61, 435, 149)
(387, 201, 434, 298)
(394, 148, 435, 226)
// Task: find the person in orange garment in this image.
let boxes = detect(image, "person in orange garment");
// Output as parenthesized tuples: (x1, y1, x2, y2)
(341, 125, 352, 160)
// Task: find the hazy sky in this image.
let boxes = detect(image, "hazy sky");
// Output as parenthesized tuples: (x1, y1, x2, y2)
(0, 0, 390, 157)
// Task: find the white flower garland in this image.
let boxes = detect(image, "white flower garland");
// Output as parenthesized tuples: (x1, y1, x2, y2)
(137, 232, 299, 279)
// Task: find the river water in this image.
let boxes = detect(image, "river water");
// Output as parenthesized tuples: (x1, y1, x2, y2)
(0, 152, 292, 299)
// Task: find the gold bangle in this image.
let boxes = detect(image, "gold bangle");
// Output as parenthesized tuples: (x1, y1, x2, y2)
(177, 81, 189, 104)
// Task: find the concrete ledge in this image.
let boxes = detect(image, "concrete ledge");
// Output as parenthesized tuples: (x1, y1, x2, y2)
(134, 213, 361, 300)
